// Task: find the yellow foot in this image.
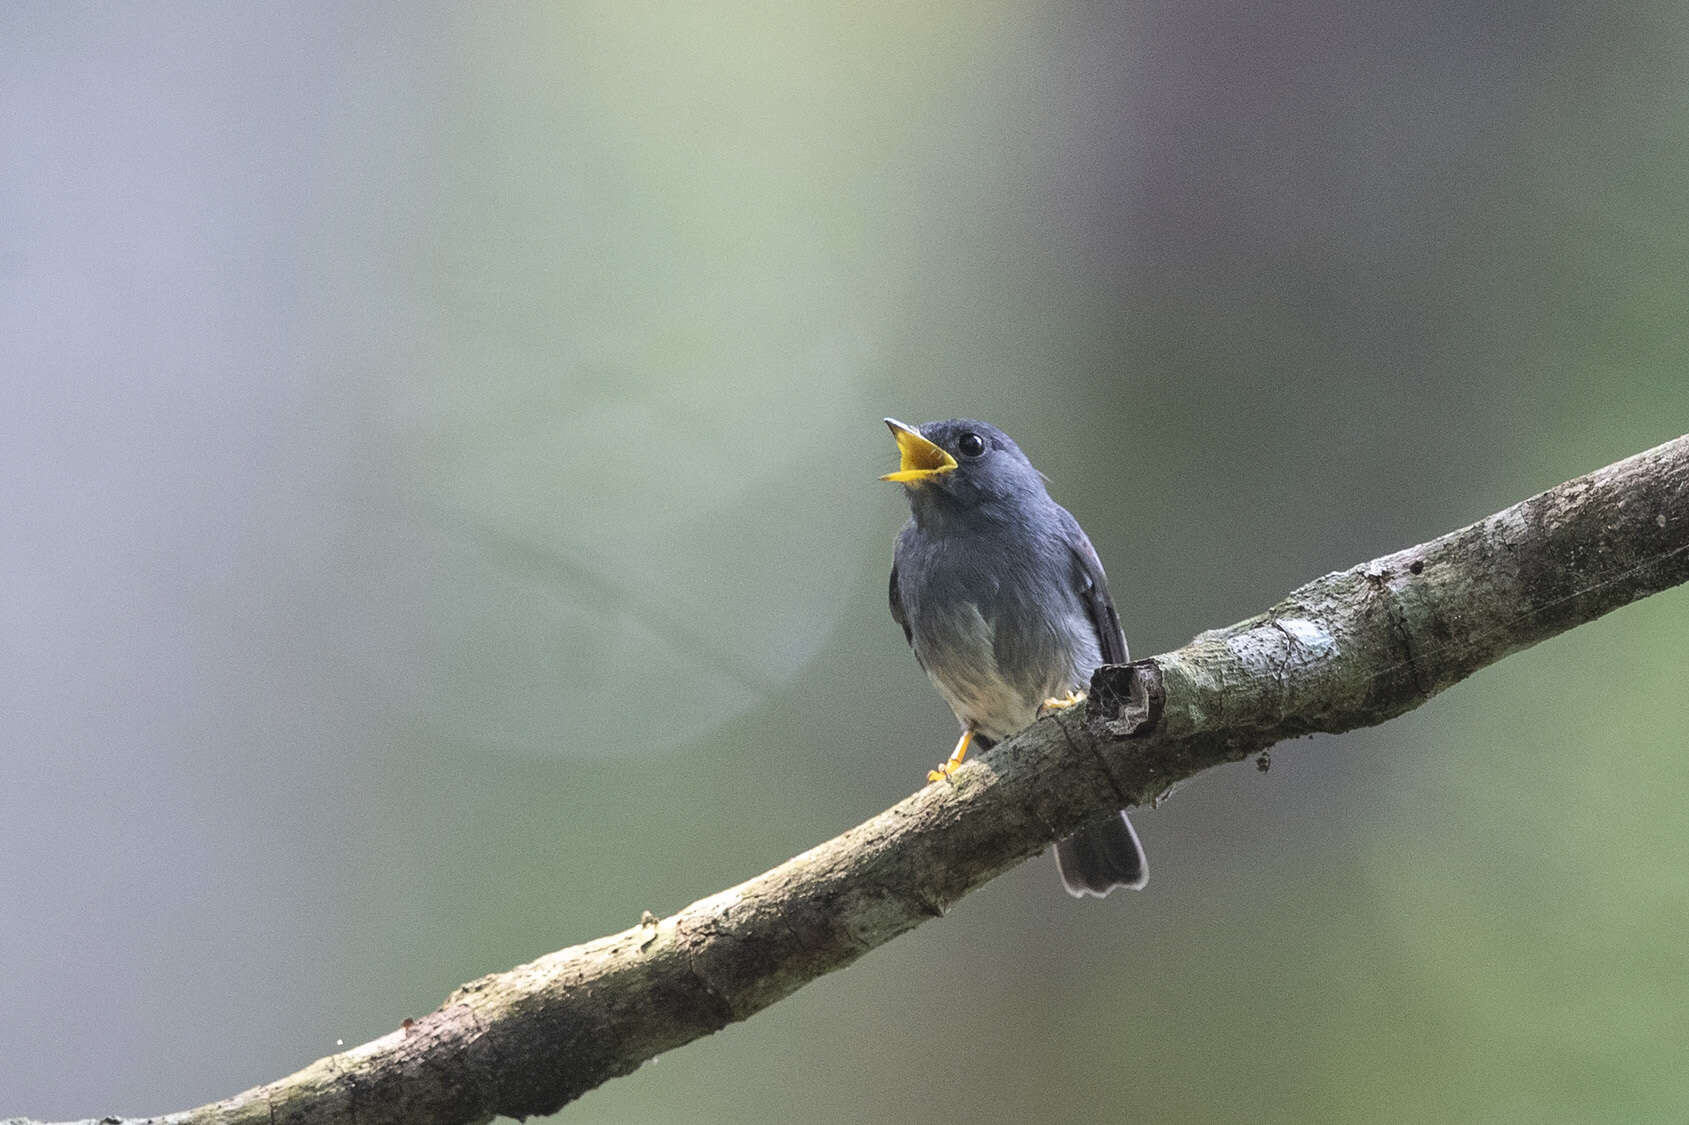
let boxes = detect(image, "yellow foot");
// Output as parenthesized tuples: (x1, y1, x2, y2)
(926, 728, 974, 783)
(1039, 690, 1087, 715)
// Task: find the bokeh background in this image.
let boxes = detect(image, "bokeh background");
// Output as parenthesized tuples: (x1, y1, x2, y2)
(4, 3, 1688, 1122)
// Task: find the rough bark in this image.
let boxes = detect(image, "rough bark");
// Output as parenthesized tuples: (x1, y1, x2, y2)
(10, 433, 1688, 1125)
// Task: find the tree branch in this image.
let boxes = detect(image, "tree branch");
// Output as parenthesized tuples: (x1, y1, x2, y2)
(12, 434, 1689, 1125)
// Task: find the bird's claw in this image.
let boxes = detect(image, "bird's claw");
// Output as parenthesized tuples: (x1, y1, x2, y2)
(924, 728, 975, 785)
(1039, 690, 1087, 716)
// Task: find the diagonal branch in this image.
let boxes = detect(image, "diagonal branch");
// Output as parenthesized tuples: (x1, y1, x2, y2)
(12, 434, 1689, 1125)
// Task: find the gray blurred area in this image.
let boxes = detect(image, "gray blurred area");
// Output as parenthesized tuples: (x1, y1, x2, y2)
(4, 3, 1688, 1122)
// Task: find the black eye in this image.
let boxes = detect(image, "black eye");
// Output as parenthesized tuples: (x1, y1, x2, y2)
(957, 432, 986, 458)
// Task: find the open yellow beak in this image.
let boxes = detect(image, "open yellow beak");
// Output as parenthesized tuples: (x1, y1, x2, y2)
(880, 417, 958, 484)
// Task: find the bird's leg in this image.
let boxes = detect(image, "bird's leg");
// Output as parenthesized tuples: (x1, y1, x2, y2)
(1039, 690, 1087, 715)
(927, 727, 974, 783)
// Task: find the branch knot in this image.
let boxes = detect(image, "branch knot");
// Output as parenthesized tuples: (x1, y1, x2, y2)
(1088, 659, 1165, 738)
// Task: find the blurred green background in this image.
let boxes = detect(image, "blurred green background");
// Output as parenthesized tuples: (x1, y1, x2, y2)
(4, 3, 1687, 1122)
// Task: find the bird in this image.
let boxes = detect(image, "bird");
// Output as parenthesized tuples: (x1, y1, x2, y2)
(882, 416, 1147, 897)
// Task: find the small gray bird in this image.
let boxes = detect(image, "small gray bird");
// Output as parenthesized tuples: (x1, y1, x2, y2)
(883, 417, 1147, 897)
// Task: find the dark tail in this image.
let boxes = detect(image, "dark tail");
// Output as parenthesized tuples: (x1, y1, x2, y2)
(1056, 810, 1148, 897)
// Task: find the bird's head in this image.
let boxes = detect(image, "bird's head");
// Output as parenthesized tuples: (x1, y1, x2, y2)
(880, 417, 1047, 517)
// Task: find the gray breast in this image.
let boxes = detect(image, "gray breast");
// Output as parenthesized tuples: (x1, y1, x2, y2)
(909, 573, 1101, 743)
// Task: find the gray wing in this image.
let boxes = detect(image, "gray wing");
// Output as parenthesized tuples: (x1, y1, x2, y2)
(1059, 509, 1128, 666)
(889, 555, 927, 671)
(889, 564, 912, 647)
(1055, 508, 1149, 896)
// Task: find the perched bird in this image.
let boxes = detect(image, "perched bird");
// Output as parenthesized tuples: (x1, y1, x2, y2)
(882, 417, 1147, 897)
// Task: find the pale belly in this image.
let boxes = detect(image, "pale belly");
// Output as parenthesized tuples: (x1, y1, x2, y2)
(913, 599, 1100, 743)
